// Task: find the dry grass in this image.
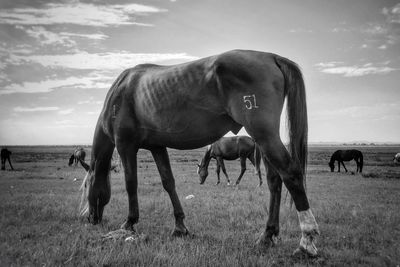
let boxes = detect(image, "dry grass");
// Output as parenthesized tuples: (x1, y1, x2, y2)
(0, 145, 399, 266)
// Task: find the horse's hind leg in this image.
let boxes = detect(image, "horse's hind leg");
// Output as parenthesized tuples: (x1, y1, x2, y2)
(255, 135, 319, 256)
(216, 160, 221, 185)
(234, 157, 247, 185)
(256, 163, 281, 246)
(151, 147, 188, 236)
(218, 158, 230, 185)
(1, 158, 5, 170)
(248, 153, 262, 186)
(341, 161, 348, 172)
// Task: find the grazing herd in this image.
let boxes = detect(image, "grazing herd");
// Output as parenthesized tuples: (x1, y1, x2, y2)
(1, 50, 399, 258)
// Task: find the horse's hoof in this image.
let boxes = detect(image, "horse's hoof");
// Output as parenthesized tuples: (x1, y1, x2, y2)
(171, 227, 189, 237)
(120, 221, 135, 232)
(292, 245, 318, 258)
(255, 232, 279, 250)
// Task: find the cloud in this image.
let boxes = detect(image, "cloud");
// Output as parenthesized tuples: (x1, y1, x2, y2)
(14, 106, 59, 112)
(382, 3, 400, 24)
(0, 51, 199, 94)
(55, 120, 74, 125)
(315, 61, 398, 77)
(17, 25, 76, 48)
(0, 3, 166, 27)
(58, 108, 74, 115)
(311, 102, 400, 122)
(60, 32, 108, 40)
(77, 97, 103, 105)
(0, 72, 112, 95)
(314, 61, 344, 68)
(12, 51, 199, 70)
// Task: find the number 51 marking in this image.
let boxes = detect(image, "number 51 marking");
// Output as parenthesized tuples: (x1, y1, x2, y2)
(243, 94, 259, 109)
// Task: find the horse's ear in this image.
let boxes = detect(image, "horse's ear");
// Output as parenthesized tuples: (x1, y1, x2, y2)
(79, 160, 90, 172)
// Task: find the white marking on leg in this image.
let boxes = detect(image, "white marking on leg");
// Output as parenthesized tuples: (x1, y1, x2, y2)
(297, 209, 319, 233)
(296, 209, 319, 256)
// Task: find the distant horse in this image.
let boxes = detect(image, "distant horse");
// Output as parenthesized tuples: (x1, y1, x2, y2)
(78, 50, 319, 256)
(1, 148, 14, 170)
(68, 147, 86, 166)
(197, 136, 263, 186)
(328, 149, 363, 173)
(394, 153, 400, 163)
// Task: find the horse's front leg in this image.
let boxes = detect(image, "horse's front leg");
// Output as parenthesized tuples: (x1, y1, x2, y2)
(151, 147, 188, 236)
(216, 160, 221, 185)
(338, 161, 341, 172)
(234, 157, 247, 185)
(117, 142, 139, 232)
(7, 157, 14, 170)
(256, 164, 282, 247)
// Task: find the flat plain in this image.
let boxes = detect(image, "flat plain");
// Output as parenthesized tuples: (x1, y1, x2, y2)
(0, 145, 399, 266)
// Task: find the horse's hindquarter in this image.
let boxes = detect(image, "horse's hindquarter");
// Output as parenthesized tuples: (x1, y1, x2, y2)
(213, 50, 285, 138)
(123, 58, 240, 149)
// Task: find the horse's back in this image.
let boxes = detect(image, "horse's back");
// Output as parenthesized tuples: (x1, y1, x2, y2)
(100, 50, 286, 149)
(214, 136, 255, 159)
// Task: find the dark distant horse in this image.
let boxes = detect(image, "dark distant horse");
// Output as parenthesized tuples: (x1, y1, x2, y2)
(329, 149, 363, 173)
(78, 50, 319, 256)
(197, 136, 263, 186)
(1, 148, 14, 170)
(68, 147, 86, 166)
(394, 153, 400, 163)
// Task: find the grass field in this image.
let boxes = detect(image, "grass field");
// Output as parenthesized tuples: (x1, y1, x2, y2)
(0, 145, 399, 266)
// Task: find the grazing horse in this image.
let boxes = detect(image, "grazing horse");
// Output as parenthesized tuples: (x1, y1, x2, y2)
(78, 50, 319, 256)
(68, 147, 86, 166)
(329, 149, 363, 173)
(394, 153, 400, 163)
(197, 136, 263, 186)
(1, 148, 14, 170)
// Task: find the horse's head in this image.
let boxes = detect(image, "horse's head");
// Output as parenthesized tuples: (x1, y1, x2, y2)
(328, 162, 334, 172)
(79, 160, 111, 224)
(197, 163, 208, 184)
(68, 154, 74, 166)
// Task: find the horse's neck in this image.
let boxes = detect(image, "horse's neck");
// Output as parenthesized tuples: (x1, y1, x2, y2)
(201, 146, 213, 168)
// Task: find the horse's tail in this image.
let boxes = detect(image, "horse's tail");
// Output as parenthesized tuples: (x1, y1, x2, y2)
(254, 144, 261, 176)
(359, 152, 364, 173)
(275, 56, 308, 181)
(68, 154, 74, 166)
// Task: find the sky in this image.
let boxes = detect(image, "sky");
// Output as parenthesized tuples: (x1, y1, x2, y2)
(0, 0, 399, 145)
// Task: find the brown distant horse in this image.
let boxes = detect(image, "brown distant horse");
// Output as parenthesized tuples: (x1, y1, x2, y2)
(78, 50, 319, 256)
(197, 136, 263, 186)
(329, 149, 363, 173)
(1, 148, 14, 170)
(68, 147, 86, 166)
